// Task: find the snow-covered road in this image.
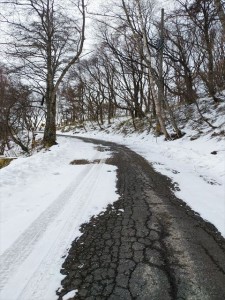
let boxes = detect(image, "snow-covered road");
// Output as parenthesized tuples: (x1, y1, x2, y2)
(0, 137, 118, 300)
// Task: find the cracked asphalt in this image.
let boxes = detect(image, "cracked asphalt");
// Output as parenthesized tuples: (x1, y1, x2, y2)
(57, 137, 225, 300)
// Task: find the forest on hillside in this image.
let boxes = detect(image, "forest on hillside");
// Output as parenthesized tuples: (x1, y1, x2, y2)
(0, 0, 224, 154)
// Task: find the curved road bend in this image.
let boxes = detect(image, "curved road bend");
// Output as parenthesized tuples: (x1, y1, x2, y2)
(57, 136, 225, 300)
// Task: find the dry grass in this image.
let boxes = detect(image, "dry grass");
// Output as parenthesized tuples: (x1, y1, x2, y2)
(0, 158, 14, 169)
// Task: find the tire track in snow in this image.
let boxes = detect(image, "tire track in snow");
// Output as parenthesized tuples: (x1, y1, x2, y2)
(16, 157, 107, 300)
(0, 152, 105, 291)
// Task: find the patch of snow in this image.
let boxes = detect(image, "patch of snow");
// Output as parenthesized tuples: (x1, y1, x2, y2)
(62, 290, 78, 300)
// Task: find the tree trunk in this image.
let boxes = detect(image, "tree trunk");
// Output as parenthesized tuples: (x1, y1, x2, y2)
(130, 110, 136, 130)
(156, 9, 170, 139)
(184, 70, 197, 104)
(43, 92, 57, 147)
(156, 76, 170, 139)
(164, 96, 182, 138)
(205, 29, 220, 103)
(108, 101, 113, 125)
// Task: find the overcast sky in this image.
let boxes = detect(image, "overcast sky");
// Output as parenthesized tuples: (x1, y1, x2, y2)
(0, 0, 176, 63)
(84, 0, 176, 52)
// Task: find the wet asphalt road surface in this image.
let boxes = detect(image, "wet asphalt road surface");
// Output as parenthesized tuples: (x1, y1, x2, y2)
(57, 137, 225, 300)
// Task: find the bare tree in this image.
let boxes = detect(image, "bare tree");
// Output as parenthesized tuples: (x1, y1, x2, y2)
(178, 0, 223, 102)
(213, 0, 225, 34)
(0, 71, 32, 153)
(1, 0, 86, 146)
(119, 0, 171, 138)
(163, 13, 197, 105)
